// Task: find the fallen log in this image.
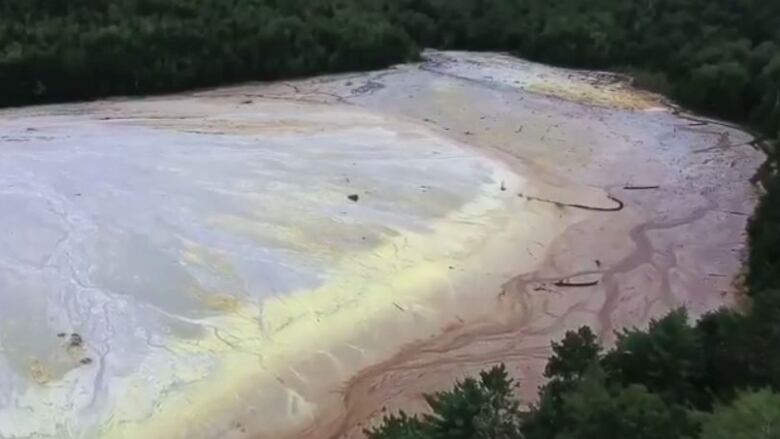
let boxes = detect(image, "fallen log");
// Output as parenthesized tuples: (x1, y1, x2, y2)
(623, 185, 660, 190)
(554, 279, 600, 287)
(519, 193, 625, 212)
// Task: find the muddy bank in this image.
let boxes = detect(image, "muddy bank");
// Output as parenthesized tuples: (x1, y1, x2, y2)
(264, 51, 764, 439)
(0, 51, 764, 439)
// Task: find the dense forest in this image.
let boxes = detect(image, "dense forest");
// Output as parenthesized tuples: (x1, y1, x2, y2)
(0, 0, 779, 136)
(2, 0, 780, 437)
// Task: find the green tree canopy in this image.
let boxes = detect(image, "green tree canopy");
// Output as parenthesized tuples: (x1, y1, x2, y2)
(699, 389, 780, 439)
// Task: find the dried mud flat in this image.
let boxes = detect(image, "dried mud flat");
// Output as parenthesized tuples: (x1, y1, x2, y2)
(0, 51, 765, 439)
(268, 52, 766, 439)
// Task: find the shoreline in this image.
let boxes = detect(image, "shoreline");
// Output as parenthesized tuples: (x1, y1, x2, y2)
(0, 51, 763, 439)
(266, 52, 764, 439)
(99, 131, 577, 439)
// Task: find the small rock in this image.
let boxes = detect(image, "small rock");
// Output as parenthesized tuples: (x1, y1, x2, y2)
(240, 99, 252, 105)
(347, 194, 359, 202)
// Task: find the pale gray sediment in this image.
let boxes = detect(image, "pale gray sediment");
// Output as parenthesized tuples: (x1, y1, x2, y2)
(0, 51, 764, 439)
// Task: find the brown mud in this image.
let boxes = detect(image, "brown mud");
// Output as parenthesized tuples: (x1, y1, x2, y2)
(265, 51, 765, 439)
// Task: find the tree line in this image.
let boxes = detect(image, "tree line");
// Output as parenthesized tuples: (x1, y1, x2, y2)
(1, 0, 779, 141)
(2, 0, 780, 437)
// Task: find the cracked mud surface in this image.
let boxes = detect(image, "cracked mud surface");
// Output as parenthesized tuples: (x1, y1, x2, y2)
(0, 51, 764, 439)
